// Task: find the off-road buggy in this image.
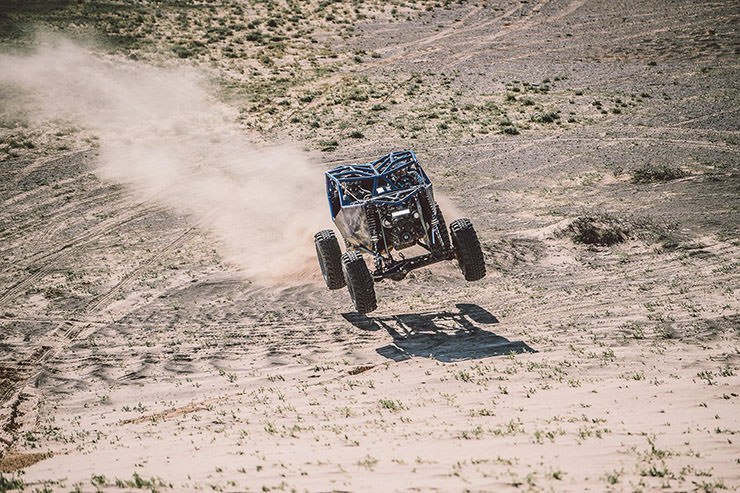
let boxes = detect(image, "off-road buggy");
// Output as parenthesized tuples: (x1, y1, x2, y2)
(314, 150, 486, 313)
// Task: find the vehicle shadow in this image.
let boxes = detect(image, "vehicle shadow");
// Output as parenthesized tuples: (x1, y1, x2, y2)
(342, 303, 535, 362)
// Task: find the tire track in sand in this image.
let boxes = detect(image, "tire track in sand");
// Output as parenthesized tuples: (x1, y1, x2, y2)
(0, 224, 201, 454)
(83, 226, 199, 314)
(442, 0, 588, 67)
(0, 203, 160, 308)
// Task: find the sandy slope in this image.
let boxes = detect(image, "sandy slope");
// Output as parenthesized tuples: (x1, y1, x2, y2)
(1, 0, 739, 491)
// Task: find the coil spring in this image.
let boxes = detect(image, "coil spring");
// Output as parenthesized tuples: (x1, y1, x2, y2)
(366, 203, 380, 250)
(422, 189, 437, 226)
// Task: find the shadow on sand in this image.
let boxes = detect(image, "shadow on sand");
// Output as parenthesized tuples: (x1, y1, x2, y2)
(342, 303, 535, 362)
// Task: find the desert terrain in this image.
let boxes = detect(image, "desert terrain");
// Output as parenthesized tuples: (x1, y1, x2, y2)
(0, 0, 738, 491)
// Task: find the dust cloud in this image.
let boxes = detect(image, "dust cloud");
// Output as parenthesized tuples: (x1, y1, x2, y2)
(0, 34, 330, 282)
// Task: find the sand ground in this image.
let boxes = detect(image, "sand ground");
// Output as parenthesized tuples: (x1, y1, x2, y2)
(1, 0, 739, 491)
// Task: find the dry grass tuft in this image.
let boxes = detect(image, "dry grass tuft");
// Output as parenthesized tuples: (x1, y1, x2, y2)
(632, 164, 687, 183)
(561, 215, 630, 246)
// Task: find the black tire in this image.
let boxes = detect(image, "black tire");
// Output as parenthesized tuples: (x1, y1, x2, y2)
(341, 251, 377, 314)
(435, 204, 451, 253)
(449, 218, 486, 281)
(314, 230, 345, 289)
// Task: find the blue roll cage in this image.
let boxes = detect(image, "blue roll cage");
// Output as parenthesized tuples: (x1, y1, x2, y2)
(325, 150, 431, 217)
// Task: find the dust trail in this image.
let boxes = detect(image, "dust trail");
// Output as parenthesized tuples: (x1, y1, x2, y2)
(0, 34, 330, 282)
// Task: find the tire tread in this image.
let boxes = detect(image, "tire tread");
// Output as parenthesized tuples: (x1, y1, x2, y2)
(450, 218, 486, 281)
(314, 229, 345, 289)
(341, 251, 377, 313)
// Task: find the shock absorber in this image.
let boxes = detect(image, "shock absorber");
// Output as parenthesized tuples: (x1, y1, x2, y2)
(425, 189, 438, 227)
(420, 189, 438, 245)
(366, 202, 380, 253)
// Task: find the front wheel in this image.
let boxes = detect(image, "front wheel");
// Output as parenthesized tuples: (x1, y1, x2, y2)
(314, 230, 345, 289)
(341, 251, 377, 314)
(449, 218, 486, 281)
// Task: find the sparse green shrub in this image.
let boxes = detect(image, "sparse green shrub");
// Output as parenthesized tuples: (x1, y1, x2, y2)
(171, 40, 205, 58)
(0, 473, 25, 490)
(245, 30, 263, 42)
(605, 469, 622, 484)
(500, 126, 519, 135)
(5, 134, 35, 149)
(319, 139, 338, 151)
(632, 164, 687, 183)
(379, 399, 404, 411)
(530, 111, 560, 123)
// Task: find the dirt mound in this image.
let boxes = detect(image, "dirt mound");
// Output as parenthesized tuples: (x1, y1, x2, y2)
(0, 452, 50, 473)
(482, 237, 544, 271)
(560, 214, 630, 246)
(560, 213, 683, 248)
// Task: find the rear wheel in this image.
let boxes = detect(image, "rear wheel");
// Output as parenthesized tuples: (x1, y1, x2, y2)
(341, 251, 377, 314)
(314, 230, 345, 289)
(449, 218, 486, 281)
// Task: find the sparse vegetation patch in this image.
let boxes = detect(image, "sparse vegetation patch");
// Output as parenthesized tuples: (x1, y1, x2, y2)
(632, 164, 688, 183)
(561, 215, 630, 246)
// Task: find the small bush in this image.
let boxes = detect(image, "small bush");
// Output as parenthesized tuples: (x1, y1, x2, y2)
(0, 473, 24, 490)
(379, 399, 404, 411)
(632, 164, 687, 183)
(500, 126, 520, 135)
(530, 111, 560, 123)
(562, 215, 630, 246)
(319, 139, 338, 151)
(245, 31, 263, 42)
(172, 44, 195, 58)
(6, 134, 35, 149)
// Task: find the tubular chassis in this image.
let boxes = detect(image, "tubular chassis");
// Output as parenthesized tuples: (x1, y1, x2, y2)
(315, 150, 486, 313)
(325, 150, 451, 281)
